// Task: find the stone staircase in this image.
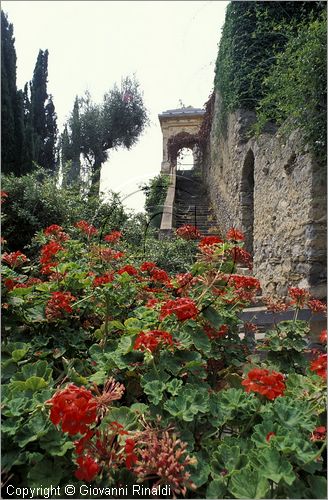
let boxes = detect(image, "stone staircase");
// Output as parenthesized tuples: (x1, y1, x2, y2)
(174, 170, 220, 235)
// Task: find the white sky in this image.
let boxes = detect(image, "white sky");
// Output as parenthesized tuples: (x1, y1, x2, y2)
(3, 0, 228, 212)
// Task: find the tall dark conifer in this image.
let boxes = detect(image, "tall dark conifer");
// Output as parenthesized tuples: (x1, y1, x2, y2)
(44, 94, 58, 172)
(1, 11, 19, 173)
(30, 49, 48, 167)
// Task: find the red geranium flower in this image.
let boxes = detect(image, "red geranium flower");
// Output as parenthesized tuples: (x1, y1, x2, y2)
(45, 291, 76, 320)
(230, 246, 252, 270)
(310, 426, 326, 442)
(308, 299, 327, 314)
(118, 265, 138, 276)
(160, 297, 198, 321)
(140, 261, 156, 272)
(2, 251, 28, 268)
(48, 384, 98, 435)
(133, 330, 174, 352)
(242, 368, 285, 400)
(125, 438, 138, 469)
(319, 329, 327, 343)
(44, 224, 63, 235)
(75, 455, 100, 482)
(75, 220, 98, 237)
(150, 268, 170, 283)
(226, 228, 245, 241)
(204, 323, 228, 339)
(93, 273, 114, 287)
(104, 231, 122, 243)
(288, 287, 310, 308)
(198, 236, 223, 248)
(310, 354, 327, 379)
(176, 225, 201, 240)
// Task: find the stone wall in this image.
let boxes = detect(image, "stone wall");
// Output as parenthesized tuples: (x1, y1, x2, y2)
(201, 91, 326, 298)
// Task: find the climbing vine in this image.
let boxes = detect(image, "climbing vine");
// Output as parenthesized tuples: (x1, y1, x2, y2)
(214, 1, 326, 157)
(167, 131, 200, 165)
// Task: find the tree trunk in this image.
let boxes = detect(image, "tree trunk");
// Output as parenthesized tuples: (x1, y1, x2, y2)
(89, 159, 102, 198)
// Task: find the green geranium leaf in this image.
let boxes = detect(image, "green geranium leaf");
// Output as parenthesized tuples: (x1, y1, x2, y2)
(206, 478, 227, 499)
(229, 467, 270, 498)
(165, 378, 183, 396)
(27, 458, 64, 488)
(211, 443, 246, 477)
(202, 306, 222, 328)
(12, 348, 29, 362)
(164, 385, 209, 421)
(307, 476, 327, 498)
(143, 380, 166, 405)
(105, 406, 138, 430)
(189, 451, 210, 487)
(250, 448, 296, 485)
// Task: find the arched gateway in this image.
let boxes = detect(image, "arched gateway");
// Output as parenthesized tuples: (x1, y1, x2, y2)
(158, 106, 205, 174)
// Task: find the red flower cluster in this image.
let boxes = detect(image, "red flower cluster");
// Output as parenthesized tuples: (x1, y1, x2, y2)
(319, 329, 327, 343)
(174, 273, 194, 295)
(310, 426, 326, 442)
(45, 291, 76, 320)
(48, 384, 98, 435)
(310, 354, 327, 379)
(242, 368, 286, 400)
(229, 275, 261, 291)
(160, 297, 199, 321)
(40, 241, 63, 274)
(176, 224, 201, 240)
(140, 261, 156, 272)
(198, 236, 223, 248)
(2, 251, 27, 268)
(133, 330, 174, 352)
(4, 277, 42, 291)
(44, 224, 63, 235)
(150, 267, 170, 284)
(264, 297, 289, 313)
(204, 323, 228, 339)
(93, 273, 114, 287)
(230, 246, 252, 270)
(104, 231, 122, 243)
(145, 298, 159, 308)
(75, 220, 98, 237)
(97, 248, 124, 262)
(288, 287, 310, 308)
(118, 265, 138, 276)
(226, 228, 245, 241)
(75, 455, 100, 482)
(308, 299, 327, 314)
(125, 438, 138, 469)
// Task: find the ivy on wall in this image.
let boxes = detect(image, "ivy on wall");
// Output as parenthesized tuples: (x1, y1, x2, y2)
(214, 1, 326, 163)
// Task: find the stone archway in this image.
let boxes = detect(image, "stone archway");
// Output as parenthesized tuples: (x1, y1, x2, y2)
(240, 149, 255, 254)
(158, 106, 205, 173)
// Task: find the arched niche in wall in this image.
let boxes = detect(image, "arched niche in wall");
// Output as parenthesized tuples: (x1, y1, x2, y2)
(240, 149, 255, 255)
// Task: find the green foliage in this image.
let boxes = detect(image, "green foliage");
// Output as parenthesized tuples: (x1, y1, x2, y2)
(255, 11, 327, 164)
(1, 11, 25, 175)
(141, 174, 170, 228)
(215, 1, 326, 150)
(62, 76, 148, 195)
(1, 219, 326, 496)
(1, 167, 128, 252)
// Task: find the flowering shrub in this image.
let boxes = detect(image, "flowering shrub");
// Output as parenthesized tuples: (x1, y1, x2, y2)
(1, 221, 326, 498)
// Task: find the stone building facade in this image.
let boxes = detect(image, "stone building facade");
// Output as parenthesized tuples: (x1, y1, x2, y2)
(201, 92, 326, 299)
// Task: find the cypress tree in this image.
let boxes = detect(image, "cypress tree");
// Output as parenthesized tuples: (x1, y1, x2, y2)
(1, 11, 18, 173)
(68, 96, 82, 184)
(44, 94, 58, 172)
(30, 49, 48, 167)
